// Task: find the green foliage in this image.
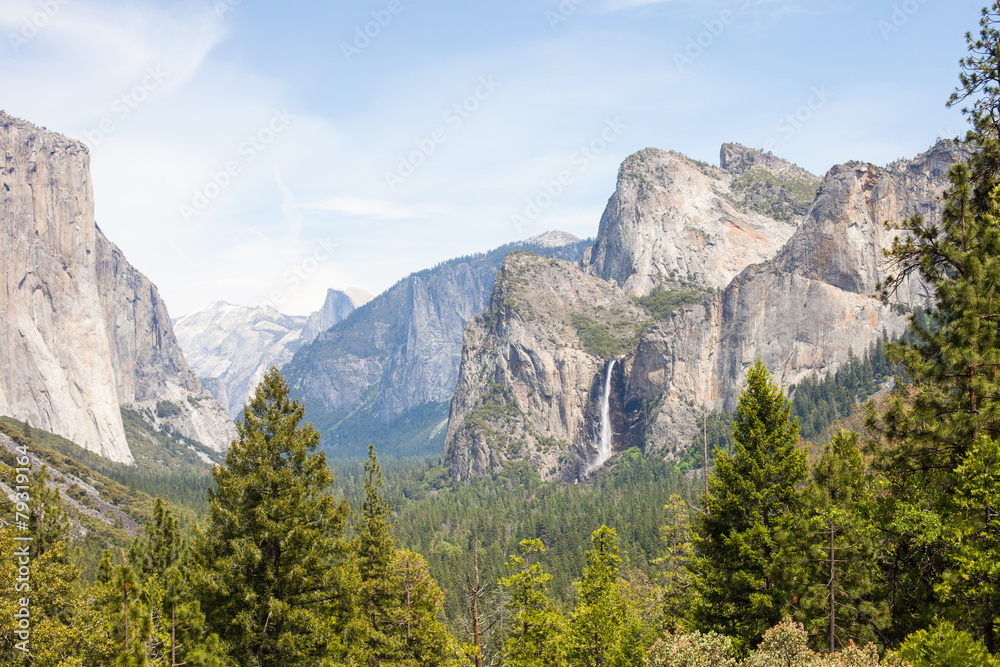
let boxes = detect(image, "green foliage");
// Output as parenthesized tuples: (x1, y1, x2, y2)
(500, 539, 567, 667)
(656, 495, 696, 631)
(155, 400, 183, 419)
(634, 283, 709, 322)
(872, 163, 1000, 645)
(570, 311, 647, 359)
(900, 618, 1000, 667)
(729, 167, 820, 222)
(692, 359, 807, 655)
(197, 366, 353, 666)
(795, 431, 887, 651)
(566, 526, 646, 667)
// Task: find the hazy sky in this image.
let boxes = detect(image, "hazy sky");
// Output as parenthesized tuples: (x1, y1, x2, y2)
(0, 0, 981, 315)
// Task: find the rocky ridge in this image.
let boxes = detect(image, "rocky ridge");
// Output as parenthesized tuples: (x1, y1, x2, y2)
(443, 252, 649, 480)
(281, 232, 593, 456)
(444, 141, 969, 478)
(0, 111, 235, 464)
(583, 145, 815, 297)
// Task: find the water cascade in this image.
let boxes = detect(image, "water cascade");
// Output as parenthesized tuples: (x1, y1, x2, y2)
(587, 359, 616, 473)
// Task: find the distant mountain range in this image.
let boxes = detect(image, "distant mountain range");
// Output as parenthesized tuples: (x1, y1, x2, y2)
(0, 107, 969, 480)
(173, 287, 373, 417)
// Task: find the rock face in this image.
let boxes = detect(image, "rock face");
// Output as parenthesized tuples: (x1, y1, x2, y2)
(0, 111, 235, 463)
(174, 288, 371, 417)
(442, 252, 648, 481)
(445, 140, 969, 478)
(281, 232, 593, 456)
(583, 146, 814, 296)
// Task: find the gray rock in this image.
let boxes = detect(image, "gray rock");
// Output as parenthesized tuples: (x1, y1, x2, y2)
(173, 287, 371, 418)
(584, 147, 801, 296)
(0, 111, 234, 462)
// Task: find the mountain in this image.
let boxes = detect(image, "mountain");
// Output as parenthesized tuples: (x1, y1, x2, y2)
(0, 111, 235, 464)
(583, 144, 817, 295)
(443, 140, 968, 480)
(281, 231, 593, 457)
(174, 287, 372, 417)
(442, 251, 649, 480)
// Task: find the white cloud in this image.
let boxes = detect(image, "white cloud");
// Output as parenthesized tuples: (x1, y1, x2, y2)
(304, 196, 419, 220)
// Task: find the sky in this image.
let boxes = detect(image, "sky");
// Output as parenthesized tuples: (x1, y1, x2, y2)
(0, 0, 983, 316)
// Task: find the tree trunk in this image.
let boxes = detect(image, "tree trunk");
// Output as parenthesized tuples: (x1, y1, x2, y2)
(829, 520, 836, 654)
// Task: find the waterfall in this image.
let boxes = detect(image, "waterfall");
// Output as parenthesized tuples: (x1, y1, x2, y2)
(588, 359, 616, 473)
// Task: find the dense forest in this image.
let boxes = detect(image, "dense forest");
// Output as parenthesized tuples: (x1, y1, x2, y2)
(7, 5, 1000, 666)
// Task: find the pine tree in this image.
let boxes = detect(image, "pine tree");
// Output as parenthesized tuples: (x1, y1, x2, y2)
(565, 526, 644, 667)
(500, 539, 567, 667)
(29, 469, 69, 560)
(795, 431, 886, 651)
(872, 9, 1000, 641)
(655, 495, 695, 631)
(351, 445, 464, 666)
(353, 444, 405, 666)
(198, 366, 353, 666)
(691, 358, 807, 654)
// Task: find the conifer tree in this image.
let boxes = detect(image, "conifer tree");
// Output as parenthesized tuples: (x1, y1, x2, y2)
(198, 366, 353, 666)
(795, 431, 886, 652)
(500, 539, 567, 667)
(351, 445, 463, 666)
(872, 6, 1000, 642)
(354, 444, 404, 665)
(566, 526, 644, 667)
(691, 358, 807, 654)
(655, 495, 695, 631)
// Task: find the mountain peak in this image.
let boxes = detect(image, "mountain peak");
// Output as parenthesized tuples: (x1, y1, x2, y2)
(719, 142, 818, 180)
(524, 230, 582, 248)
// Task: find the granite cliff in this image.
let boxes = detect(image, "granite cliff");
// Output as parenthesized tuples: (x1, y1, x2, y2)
(583, 144, 817, 296)
(281, 231, 592, 456)
(0, 111, 235, 464)
(444, 141, 969, 479)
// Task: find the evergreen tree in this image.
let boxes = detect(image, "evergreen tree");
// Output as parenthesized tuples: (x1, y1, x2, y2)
(566, 526, 644, 667)
(795, 431, 886, 651)
(350, 446, 467, 666)
(691, 358, 807, 654)
(500, 539, 567, 667)
(131, 500, 226, 667)
(655, 495, 695, 631)
(353, 444, 405, 665)
(29, 469, 69, 560)
(872, 11, 1000, 640)
(198, 366, 353, 666)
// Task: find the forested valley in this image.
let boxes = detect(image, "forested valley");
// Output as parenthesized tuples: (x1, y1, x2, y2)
(9, 6, 1000, 667)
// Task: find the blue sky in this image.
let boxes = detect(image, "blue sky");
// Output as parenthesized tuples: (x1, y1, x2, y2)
(0, 0, 982, 315)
